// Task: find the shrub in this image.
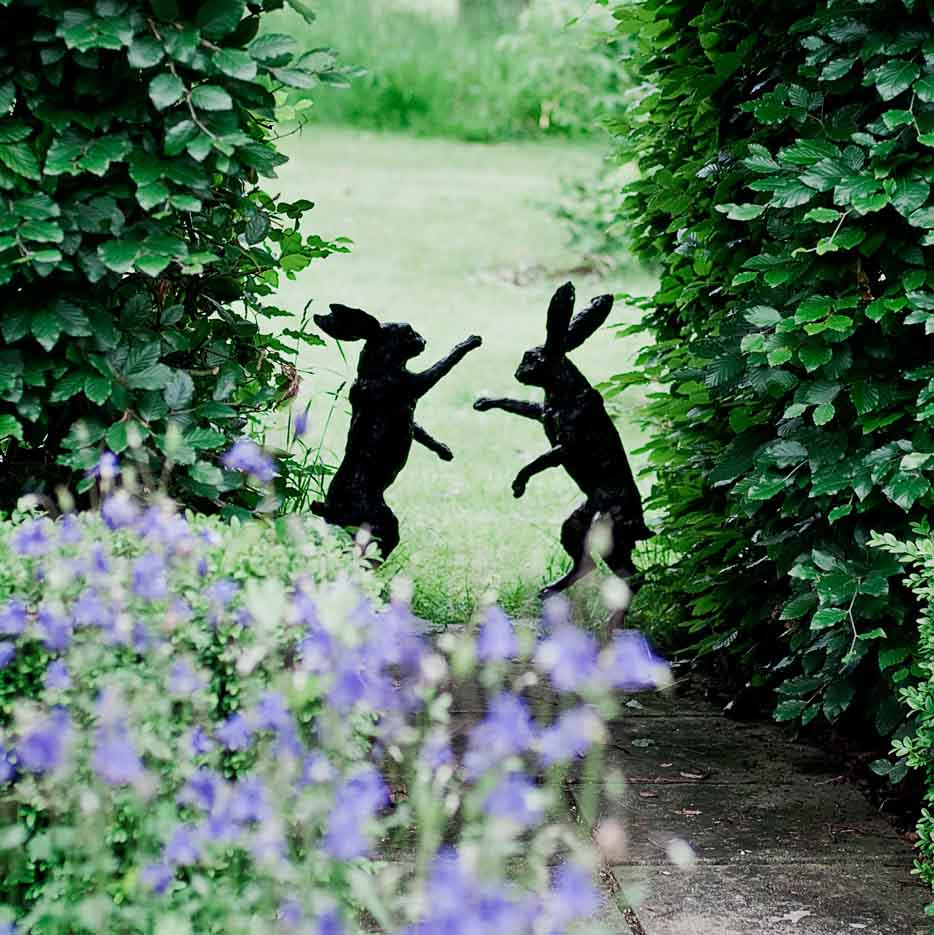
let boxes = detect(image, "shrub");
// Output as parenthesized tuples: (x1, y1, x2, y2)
(272, 0, 625, 141)
(0, 469, 671, 932)
(603, 0, 934, 737)
(870, 525, 934, 908)
(0, 0, 350, 514)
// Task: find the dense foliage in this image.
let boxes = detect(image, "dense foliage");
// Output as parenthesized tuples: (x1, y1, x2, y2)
(0, 0, 349, 514)
(0, 459, 670, 933)
(606, 0, 934, 737)
(272, 0, 625, 141)
(870, 525, 934, 908)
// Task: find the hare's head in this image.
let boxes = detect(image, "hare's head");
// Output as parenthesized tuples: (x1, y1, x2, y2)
(314, 304, 427, 373)
(515, 283, 615, 388)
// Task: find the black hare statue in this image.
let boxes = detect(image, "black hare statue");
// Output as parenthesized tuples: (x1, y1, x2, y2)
(474, 282, 650, 599)
(312, 303, 482, 559)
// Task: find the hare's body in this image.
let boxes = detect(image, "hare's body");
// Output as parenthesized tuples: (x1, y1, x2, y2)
(475, 282, 649, 599)
(312, 305, 481, 558)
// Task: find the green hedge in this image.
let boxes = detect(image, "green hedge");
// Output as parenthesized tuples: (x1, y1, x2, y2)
(0, 0, 347, 513)
(607, 0, 934, 737)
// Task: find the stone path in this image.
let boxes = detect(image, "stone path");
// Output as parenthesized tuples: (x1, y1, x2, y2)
(450, 674, 929, 935)
(574, 680, 928, 935)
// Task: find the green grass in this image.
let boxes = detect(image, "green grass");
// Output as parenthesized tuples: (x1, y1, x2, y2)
(272, 127, 655, 625)
(265, 0, 623, 142)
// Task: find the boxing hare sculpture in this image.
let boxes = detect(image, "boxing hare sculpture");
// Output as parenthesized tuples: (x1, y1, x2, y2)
(312, 303, 482, 559)
(474, 282, 649, 598)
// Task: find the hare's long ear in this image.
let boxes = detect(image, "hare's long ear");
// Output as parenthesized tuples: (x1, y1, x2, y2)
(314, 304, 381, 342)
(564, 294, 614, 352)
(544, 281, 575, 355)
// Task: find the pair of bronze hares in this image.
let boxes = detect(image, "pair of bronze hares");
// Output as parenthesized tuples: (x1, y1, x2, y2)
(311, 282, 649, 598)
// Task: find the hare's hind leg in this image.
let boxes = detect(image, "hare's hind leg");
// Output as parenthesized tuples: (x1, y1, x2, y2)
(540, 500, 597, 599)
(364, 503, 400, 563)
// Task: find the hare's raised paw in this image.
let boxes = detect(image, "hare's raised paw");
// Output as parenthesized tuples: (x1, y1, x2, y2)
(474, 397, 493, 412)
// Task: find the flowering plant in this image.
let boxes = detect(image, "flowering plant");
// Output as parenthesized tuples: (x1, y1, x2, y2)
(0, 466, 668, 934)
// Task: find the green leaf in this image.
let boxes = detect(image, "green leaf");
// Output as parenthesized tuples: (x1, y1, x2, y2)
(248, 34, 297, 66)
(84, 373, 112, 405)
(149, 73, 185, 110)
(811, 607, 846, 630)
(136, 181, 170, 211)
(804, 207, 842, 223)
(0, 414, 23, 442)
(799, 345, 832, 372)
(774, 700, 808, 722)
(0, 142, 40, 180)
(128, 36, 164, 69)
(164, 370, 195, 409)
(914, 74, 934, 103)
(31, 308, 62, 351)
(50, 370, 88, 403)
(744, 306, 781, 328)
(98, 239, 140, 273)
(716, 202, 766, 221)
(891, 178, 930, 216)
(189, 460, 224, 488)
(884, 472, 930, 510)
(823, 678, 855, 720)
(828, 504, 853, 523)
(813, 403, 835, 426)
(191, 85, 232, 111)
(185, 427, 226, 449)
(214, 48, 257, 81)
(867, 59, 920, 100)
(196, 0, 246, 39)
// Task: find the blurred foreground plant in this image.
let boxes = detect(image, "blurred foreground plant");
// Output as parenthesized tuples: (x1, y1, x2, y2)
(0, 452, 670, 934)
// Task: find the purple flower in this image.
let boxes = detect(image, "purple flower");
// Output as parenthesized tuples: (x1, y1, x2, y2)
(0, 600, 26, 636)
(483, 773, 543, 827)
(229, 776, 270, 823)
(420, 729, 453, 772)
(44, 660, 70, 691)
(251, 692, 292, 733)
(545, 862, 600, 927)
(221, 439, 276, 484)
(87, 451, 119, 481)
(164, 823, 201, 866)
(0, 643, 14, 670)
(600, 630, 669, 691)
(0, 746, 15, 784)
(132, 552, 168, 602)
(178, 769, 222, 812)
(538, 706, 603, 767)
(101, 491, 140, 530)
(477, 606, 518, 662)
(18, 709, 71, 773)
(141, 862, 172, 895)
(216, 713, 253, 751)
(315, 909, 343, 935)
(37, 606, 72, 652)
(293, 407, 309, 440)
(57, 514, 83, 545)
(93, 721, 144, 786)
(187, 726, 215, 757)
(205, 578, 238, 607)
(168, 660, 205, 699)
(324, 768, 388, 859)
(278, 900, 303, 928)
(299, 752, 336, 787)
(12, 519, 50, 557)
(464, 693, 535, 779)
(535, 623, 598, 693)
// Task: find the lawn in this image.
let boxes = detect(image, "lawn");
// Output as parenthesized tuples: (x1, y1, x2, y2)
(273, 127, 656, 622)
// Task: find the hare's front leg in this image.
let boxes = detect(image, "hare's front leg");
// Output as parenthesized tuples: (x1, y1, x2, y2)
(512, 445, 563, 498)
(473, 398, 543, 421)
(413, 423, 453, 461)
(415, 335, 482, 396)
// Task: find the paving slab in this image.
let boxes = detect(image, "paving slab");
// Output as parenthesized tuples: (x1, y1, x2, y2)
(616, 861, 928, 935)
